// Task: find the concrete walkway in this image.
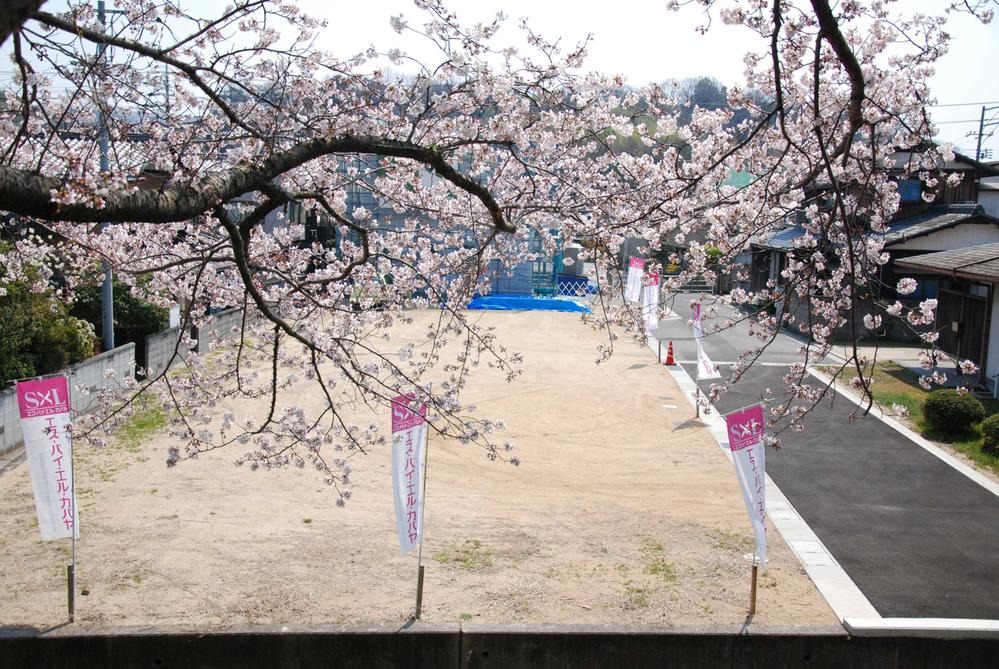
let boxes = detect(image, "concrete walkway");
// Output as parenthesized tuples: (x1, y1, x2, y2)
(652, 302, 999, 622)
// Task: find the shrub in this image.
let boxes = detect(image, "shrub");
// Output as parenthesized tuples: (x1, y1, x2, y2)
(922, 389, 985, 435)
(0, 283, 95, 387)
(982, 414, 999, 454)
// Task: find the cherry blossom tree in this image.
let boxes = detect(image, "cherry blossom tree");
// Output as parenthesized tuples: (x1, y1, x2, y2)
(0, 0, 992, 498)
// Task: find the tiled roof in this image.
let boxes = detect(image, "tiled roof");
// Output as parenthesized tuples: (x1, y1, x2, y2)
(881, 203, 992, 245)
(756, 204, 997, 251)
(895, 242, 999, 282)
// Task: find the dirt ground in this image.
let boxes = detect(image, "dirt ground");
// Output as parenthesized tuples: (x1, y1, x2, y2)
(0, 311, 836, 629)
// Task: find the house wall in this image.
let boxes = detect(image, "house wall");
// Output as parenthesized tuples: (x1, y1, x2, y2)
(988, 286, 999, 385)
(778, 293, 929, 344)
(889, 223, 999, 251)
(981, 191, 999, 218)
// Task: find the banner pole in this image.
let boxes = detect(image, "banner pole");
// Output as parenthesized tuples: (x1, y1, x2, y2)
(695, 386, 700, 418)
(69, 377, 77, 623)
(414, 391, 431, 620)
(749, 552, 759, 615)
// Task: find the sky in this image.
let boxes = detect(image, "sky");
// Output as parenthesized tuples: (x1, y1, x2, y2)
(7, 0, 999, 158)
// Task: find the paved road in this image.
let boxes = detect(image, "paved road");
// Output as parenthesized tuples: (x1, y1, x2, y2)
(653, 299, 999, 619)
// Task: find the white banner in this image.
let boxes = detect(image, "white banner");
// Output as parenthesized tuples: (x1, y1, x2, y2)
(391, 392, 428, 556)
(643, 271, 659, 330)
(691, 303, 721, 379)
(724, 404, 767, 570)
(625, 257, 644, 303)
(17, 376, 79, 541)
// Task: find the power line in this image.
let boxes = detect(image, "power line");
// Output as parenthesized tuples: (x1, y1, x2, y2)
(928, 100, 999, 108)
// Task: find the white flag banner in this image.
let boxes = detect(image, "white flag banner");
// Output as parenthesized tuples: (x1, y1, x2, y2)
(391, 392, 428, 556)
(643, 271, 660, 330)
(625, 257, 644, 302)
(17, 376, 79, 541)
(724, 404, 767, 570)
(691, 303, 721, 379)
(691, 302, 705, 344)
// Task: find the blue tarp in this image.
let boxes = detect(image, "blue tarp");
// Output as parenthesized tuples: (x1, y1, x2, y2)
(467, 294, 592, 313)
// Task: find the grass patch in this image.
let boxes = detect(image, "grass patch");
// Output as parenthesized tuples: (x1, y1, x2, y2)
(819, 362, 999, 475)
(640, 541, 679, 583)
(433, 539, 494, 571)
(623, 580, 651, 608)
(115, 404, 169, 453)
(712, 530, 753, 554)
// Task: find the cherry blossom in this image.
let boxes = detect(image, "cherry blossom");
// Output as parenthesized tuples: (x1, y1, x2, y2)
(0, 0, 993, 500)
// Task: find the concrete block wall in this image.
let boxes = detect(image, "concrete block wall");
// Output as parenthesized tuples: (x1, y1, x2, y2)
(145, 308, 249, 378)
(196, 307, 245, 353)
(144, 324, 188, 378)
(0, 344, 135, 456)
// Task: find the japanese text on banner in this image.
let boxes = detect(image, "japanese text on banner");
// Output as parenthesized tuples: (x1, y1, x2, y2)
(724, 404, 767, 569)
(17, 376, 79, 541)
(625, 256, 644, 303)
(390, 392, 428, 555)
(643, 271, 659, 330)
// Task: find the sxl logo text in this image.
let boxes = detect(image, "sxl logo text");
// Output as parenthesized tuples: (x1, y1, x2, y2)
(23, 388, 66, 410)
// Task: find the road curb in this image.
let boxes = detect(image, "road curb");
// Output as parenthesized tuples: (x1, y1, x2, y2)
(645, 335, 881, 623)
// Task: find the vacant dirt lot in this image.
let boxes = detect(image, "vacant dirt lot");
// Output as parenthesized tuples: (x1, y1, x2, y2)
(0, 311, 835, 629)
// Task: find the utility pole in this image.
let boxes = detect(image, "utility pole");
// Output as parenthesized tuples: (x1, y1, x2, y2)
(974, 105, 999, 162)
(95, 1, 126, 351)
(97, 0, 113, 351)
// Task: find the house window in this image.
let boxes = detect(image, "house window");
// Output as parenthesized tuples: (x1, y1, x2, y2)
(899, 276, 938, 300)
(897, 179, 922, 203)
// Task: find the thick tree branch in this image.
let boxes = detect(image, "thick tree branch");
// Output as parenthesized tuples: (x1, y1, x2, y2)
(810, 0, 866, 163)
(0, 135, 515, 233)
(0, 0, 45, 48)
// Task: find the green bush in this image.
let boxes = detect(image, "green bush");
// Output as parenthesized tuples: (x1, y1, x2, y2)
(0, 283, 95, 388)
(982, 414, 999, 454)
(922, 389, 985, 435)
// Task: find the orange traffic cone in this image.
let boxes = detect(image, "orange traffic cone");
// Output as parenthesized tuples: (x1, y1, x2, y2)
(665, 340, 675, 365)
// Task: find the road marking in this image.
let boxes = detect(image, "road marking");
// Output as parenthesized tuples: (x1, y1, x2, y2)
(674, 361, 802, 367)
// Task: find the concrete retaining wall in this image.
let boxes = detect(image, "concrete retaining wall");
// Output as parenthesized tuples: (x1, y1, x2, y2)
(145, 308, 248, 377)
(195, 307, 245, 353)
(1, 624, 997, 668)
(144, 324, 187, 378)
(0, 344, 135, 455)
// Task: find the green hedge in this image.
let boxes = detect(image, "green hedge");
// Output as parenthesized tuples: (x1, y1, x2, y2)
(982, 414, 999, 454)
(922, 389, 985, 435)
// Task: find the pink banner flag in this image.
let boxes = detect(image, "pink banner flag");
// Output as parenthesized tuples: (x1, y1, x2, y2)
(625, 257, 645, 302)
(17, 377, 79, 541)
(643, 271, 660, 329)
(724, 404, 767, 569)
(390, 393, 428, 555)
(690, 303, 720, 379)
